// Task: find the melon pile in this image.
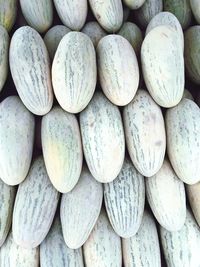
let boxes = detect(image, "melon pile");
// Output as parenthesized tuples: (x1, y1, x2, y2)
(0, 0, 200, 266)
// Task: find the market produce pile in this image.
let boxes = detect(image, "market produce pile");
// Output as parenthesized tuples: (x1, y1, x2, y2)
(0, 0, 200, 266)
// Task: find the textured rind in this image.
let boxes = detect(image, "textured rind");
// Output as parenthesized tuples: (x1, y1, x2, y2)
(164, 0, 192, 29)
(0, 232, 39, 267)
(123, 89, 166, 177)
(88, 0, 123, 32)
(42, 106, 83, 193)
(160, 210, 200, 267)
(134, 0, 163, 28)
(104, 157, 145, 238)
(146, 159, 186, 231)
(60, 167, 103, 249)
(9, 26, 53, 115)
(20, 0, 53, 33)
(122, 210, 161, 267)
(0, 180, 16, 247)
(118, 22, 143, 56)
(83, 209, 122, 267)
(0, 0, 17, 31)
(79, 92, 125, 183)
(40, 216, 84, 267)
(12, 157, 60, 248)
(97, 34, 139, 106)
(52, 31, 97, 113)
(0, 96, 35, 185)
(186, 183, 200, 227)
(166, 98, 200, 184)
(53, 0, 87, 30)
(184, 26, 200, 85)
(44, 25, 71, 60)
(0, 25, 9, 92)
(146, 11, 184, 51)
(141, 25, 184, 108)
(190, 0, 200, 24)
(123, 0, 145, 9)
(82, 21, 106, 48)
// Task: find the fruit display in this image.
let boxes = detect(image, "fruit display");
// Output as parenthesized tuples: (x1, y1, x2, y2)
(0, 0, 200, 266)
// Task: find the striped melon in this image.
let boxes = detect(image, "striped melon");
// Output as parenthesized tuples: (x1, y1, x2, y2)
(123, 0, 145, 9)
(0, 96, 35, 185)
(122, 210, 161, 267)
(184, 26, 200, 85)
(146, 159, 186, 231)
(0, 179, 16, 247)
(41, 106, 83, 193)
(9, 26, 53, 115)
(0, 26, 9, 93)
(79, 92, 125, 183)
(186, 183, 200, 227)
(104, 157, 145, 238)
(141, 25, 184, 108)
(20, 0, 53, 33)
(134, 0, 163, 28)
(97, 34, 139, 106)
(123, 6, 130, 22)
(40, 216, 84, 267)
(53, 0, 87, 30)
(52, 32, 97, 114)
(83, 209, 122, 267)
(60, 167, 103, 249)
(182, 89, 194, 100)
(118, 22, 143, 56)
(190, 0, 200, 24)
(82, 21, 107, 48)
(0, 0, 17, 31)
(44, 25, 70, 60)
(0, 232, 39, 267)
(160, 209, 200, 267)
(166, 98, 200, 184)
(88, 0, 123, 32)
(164, 0, 192, 29)
(12, 157, 60, 248)
(123, 89, 166, 177)
(145, 11, 184, 51)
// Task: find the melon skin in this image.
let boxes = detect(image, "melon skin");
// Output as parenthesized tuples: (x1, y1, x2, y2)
(104, 157, 145, 238)
(0, 25, 9, 93)
(0, 96, 35, 186)
(97, 34, 139, 106)
(0, 231, 39, 267)
(160, 210, 200, 267)
(79, 92, 125, 183)
(123, 0, 146, 10)
(52, 31, 97, 114)
(190, 0, 200, 24)
(184, 26, 200, 85)
(9, 26, 53, 116)
(122, 210, 161, 267)
(186, 182, 200, 227)
(0, 180, 16, 247)
(83, 209, 122, 267)
(0, 0, 17, 31)
(141, 25, 184, 108)
(123, 89, 166, 177)
(166, 98, 200, 185)
(53, 0, 87, 30)
(40, 216, 84, 267)
(146, 159, 186, 232)
(20, 0, 53, 33)
(82, 21, 106, 48)
(60, 166, 103, 249)
(88, 0, 123, 33)
(12, 157, 60, 249)
(41, 106, 83, 193)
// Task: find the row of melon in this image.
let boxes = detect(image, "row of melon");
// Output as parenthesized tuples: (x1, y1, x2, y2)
(1, 155, 200, 266)
(1, 0, 200, 33)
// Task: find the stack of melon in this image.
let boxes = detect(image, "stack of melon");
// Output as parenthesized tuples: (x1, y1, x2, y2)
(0, 0, 200, 266)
